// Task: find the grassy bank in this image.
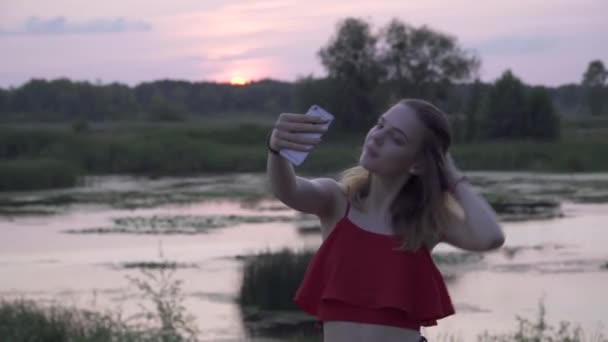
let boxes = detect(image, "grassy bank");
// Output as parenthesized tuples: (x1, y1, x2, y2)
(1, 118, 608, 191)
(0, 298, 137, 342)
(0, 158, 82, 191)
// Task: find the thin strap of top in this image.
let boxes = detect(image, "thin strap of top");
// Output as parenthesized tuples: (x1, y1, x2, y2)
(343, 199, 351, 218)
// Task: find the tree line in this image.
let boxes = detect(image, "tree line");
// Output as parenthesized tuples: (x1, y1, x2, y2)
(0, 78, 294, 122)
(0, 17, 605, 142)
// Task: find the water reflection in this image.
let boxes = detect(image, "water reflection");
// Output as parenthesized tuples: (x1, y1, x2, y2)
(0, 172, 607, 341)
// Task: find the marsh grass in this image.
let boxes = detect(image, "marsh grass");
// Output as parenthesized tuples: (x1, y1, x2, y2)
(474, 300, 607, 342)
(0, 158, 82, 191)
(2, 120, 608, 191)
(239, 248, 315, 312)
(122, 245, 199, 341)
(0, 243, 200, 342)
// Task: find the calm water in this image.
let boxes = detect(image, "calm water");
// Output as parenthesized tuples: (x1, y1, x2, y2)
(1, 172, 607, 341)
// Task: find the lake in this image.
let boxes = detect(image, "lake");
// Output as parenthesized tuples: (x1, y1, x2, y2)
(1, 172, 607, 341)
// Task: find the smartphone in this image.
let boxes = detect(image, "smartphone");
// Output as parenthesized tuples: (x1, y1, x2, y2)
(279, 105, 334, 166)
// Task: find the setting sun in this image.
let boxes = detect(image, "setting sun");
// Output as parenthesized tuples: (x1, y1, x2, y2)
(230, 76, 248, 85)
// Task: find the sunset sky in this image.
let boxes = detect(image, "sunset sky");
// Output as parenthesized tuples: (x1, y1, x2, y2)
(1, 0, 606, 88)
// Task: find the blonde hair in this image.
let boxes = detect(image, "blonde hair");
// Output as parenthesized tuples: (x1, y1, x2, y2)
(338, 98, 460, 252)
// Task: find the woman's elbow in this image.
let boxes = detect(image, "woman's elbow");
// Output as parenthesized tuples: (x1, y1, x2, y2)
(490, 238, 505, 250)
(487, 230, 506, 250)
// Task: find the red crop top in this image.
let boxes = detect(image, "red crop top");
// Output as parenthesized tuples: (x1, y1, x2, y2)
(293, 200, 455, 331)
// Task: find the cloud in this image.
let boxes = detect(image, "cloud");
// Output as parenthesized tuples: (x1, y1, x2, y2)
(0, 16, 152, 35)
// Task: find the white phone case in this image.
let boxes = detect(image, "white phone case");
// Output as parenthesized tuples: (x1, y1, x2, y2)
(279, 105, 334, 166)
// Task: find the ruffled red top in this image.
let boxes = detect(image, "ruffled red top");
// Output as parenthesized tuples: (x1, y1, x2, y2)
(293, 201, 455, 331)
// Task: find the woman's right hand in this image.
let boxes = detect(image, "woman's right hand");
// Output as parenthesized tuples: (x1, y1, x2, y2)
(269, 113, 330, 152)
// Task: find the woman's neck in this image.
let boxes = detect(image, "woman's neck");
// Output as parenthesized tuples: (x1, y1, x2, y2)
(364, 172, 413, 216)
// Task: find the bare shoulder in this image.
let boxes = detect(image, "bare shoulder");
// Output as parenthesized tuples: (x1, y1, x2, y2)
(309, 178, 348, 239)
(307, 177, 347, 214)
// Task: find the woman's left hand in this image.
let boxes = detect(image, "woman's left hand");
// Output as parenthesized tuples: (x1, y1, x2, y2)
(442, 152, 505, 251)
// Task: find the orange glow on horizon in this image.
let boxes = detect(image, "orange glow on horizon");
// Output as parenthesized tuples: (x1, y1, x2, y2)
(215, 59, 274, 85)
(230, 76, 248, 85)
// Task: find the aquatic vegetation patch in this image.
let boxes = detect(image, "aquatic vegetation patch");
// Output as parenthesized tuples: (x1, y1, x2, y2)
(492, 258, 603, 274)
(64, 214, 296, 234)
(0, 190, 267, 211)
(120, 261, 198, 270)
(501, 244, 569, 259)
(431, 251, 484, 266)
(482, 192, 563, 221)
(296, 223, 321, 235)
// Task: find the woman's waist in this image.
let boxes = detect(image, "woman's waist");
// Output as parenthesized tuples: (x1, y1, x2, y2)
(322, 321, 422, 342)
(317, 298, 423, 331)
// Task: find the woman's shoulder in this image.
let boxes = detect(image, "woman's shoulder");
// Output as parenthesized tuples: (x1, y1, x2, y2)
(309, 177, 348, 201)
(312, 178, 349, 238)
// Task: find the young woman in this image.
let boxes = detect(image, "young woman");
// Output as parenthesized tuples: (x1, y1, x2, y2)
(266, 98, 505, 342)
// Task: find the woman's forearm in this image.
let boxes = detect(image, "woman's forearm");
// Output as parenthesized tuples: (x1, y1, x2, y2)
(451, 174, 505, 247)
(266, 151, 298, 201)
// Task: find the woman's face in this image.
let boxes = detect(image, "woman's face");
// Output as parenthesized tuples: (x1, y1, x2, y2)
(359, 103, 427, 176)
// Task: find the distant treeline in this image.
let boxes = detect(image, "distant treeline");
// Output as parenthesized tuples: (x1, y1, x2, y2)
(0, 17, 607, 190)
(0, 17, 605, 142)
(0, 78, 294, 122)
(0, 77, 596, 121)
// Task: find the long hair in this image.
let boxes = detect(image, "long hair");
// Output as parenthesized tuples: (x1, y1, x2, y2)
(338, 98, 460, 252)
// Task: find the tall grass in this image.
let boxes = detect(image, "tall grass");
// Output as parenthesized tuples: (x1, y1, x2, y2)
(452, 140, 608, 172)
(0, 158, 82, 191)
(122, 245, 199, 341)
(239, 247, 315, 312)
(475, 300, 607, 342)
(0, 245, 199, 342)
(0, 297, 135, 342)
(1, 118, 608, 191)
